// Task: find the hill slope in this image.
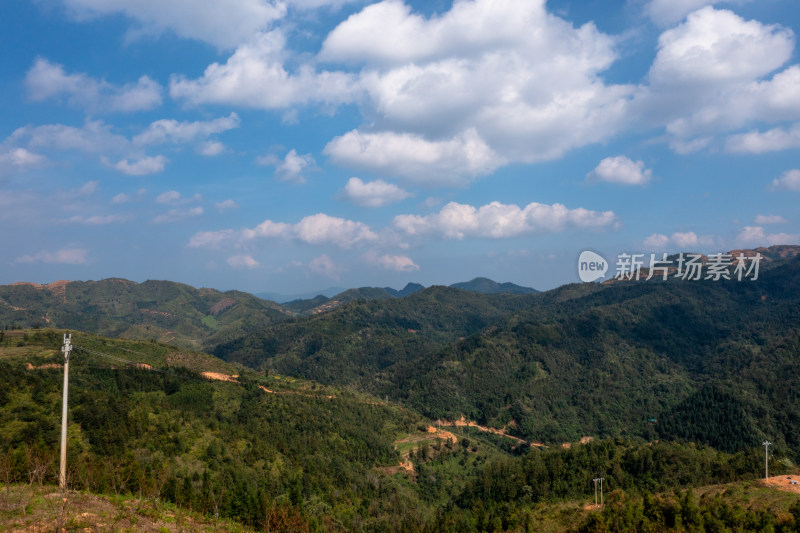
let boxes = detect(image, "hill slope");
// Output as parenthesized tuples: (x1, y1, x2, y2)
(0, 278, 289, 350)
(450, 277, 539, 294)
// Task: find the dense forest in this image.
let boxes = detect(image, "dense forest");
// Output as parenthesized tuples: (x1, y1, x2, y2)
(2, 246, 800, 531)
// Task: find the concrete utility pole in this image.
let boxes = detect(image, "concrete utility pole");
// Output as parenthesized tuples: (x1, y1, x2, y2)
(592, 477, 605, 506)
(763, 440, 771, 480)
(599, 477, 605, 506)
(59, 334, 72, 490)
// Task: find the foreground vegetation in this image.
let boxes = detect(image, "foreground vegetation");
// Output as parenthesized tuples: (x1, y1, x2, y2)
(2, 329, 799, 531)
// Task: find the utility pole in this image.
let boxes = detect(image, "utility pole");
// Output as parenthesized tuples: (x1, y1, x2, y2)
(592, 478, 600, 506)
(599, 477, 605, 506)
(59, 334, 72, 490)
(763, 440, 771, 480)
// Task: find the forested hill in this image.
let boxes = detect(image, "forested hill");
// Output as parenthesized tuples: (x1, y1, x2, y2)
(0, 278, 288, 350)
(218, 248, 800, 453)
(213, 285, 542, 384)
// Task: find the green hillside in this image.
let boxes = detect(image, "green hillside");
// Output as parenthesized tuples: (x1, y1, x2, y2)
(213, 249, 800, 454)
(450, 277, 539, 295)
(0, 278, 289, 350)
(212, 285, 540, 385)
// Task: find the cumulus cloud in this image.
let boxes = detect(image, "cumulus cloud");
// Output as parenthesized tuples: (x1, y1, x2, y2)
(58, 0, 287, 49)
(294, 213, 378, 247)
(16, 248, 88, 265)
(227, 254, 259, 268)
(726, 122, 800, 154)
(754, 214, 788, 225)
(650, 7, 793, 88)
(640, 8, 800, 151)
(156, 190, 202, 205)
(153, 206, 204, 224)
(133, 113, 240, 145)
(170, 31, 357, 108)
(0, 147, 46, 175)
(168, 0, 634, 183)
(736, 226, 799, 246)
(643, 231, 715, 249)
(272, 149, 315, 183)
(393, 201, 618, 240)
(587, 156, 652, 185)
(10, 119, 130, 154)
(5, 112, 239, 176)
(25, 57, 162, 112)
(321, 0, 632, 180)
(364, 251, 419, 271)
(771, 169, 800, 191)
(188, 229, 237, 249)
(198, 141, 226, 156)
(324, 129, 502, 185)
(215, 199, 238, 211)
(341, 177, 410, 207)
(189, 213, 378, 250)
(112, 155, 167, 175)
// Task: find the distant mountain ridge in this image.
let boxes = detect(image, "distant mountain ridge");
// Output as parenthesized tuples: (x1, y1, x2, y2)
(0, 278, 288, 350)
(279, 279, 534, 316)
(450, 277, 538, 295)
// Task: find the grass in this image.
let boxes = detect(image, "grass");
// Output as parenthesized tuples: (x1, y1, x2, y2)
(0, 483, 254, 532)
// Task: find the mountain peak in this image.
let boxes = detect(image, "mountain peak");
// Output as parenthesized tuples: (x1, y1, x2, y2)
(450, 277, 538, 295)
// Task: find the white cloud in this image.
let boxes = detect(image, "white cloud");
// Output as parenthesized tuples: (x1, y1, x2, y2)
(342, 177, 410, 207)
(5, 115, 239, 176)
(189, 213, 378, 249)
(59, 0, 287, 49)
(754, 214, 788, 225)
(112, 155, 167, 175)
(188, 229, 237, 249)
(25, 57, 162, 112)
(198, 141, 226, 156)
(111, 193, 130, 204)
(170, 30, 357, 108)
(726, 122, 800, 154)
(227, 254, 259, 269)
(324, 129, 502, 185)
(153, 206, 204, 224)
(643, 231, 715, 249)
(640, 8, 800, 151)
(0, 147, 46, 175)
(736, 225, 800, 246)
(68, 214, 129, 225)
(10, 119, 130, 154)
(215, 199, 238, 211)
(309, 254, 340, 278)
(650, 7, 793, 88)
(364, 251, 419, 272)
(273, 149, 315, 183)
(156, 190, 202, 205)
(394, 201, 618, 240)
(16, 248, 88, 265)
(294, 213, 378, 247)
(168, 0, 633, 182)
(771, 169, 800, 192)
(156, 190, 181, 204)
(133, 113, 240, 145)
(587, 156, 652, 185)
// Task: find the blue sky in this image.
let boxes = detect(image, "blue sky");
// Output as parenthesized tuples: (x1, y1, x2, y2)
(1, 0, 799, 294)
